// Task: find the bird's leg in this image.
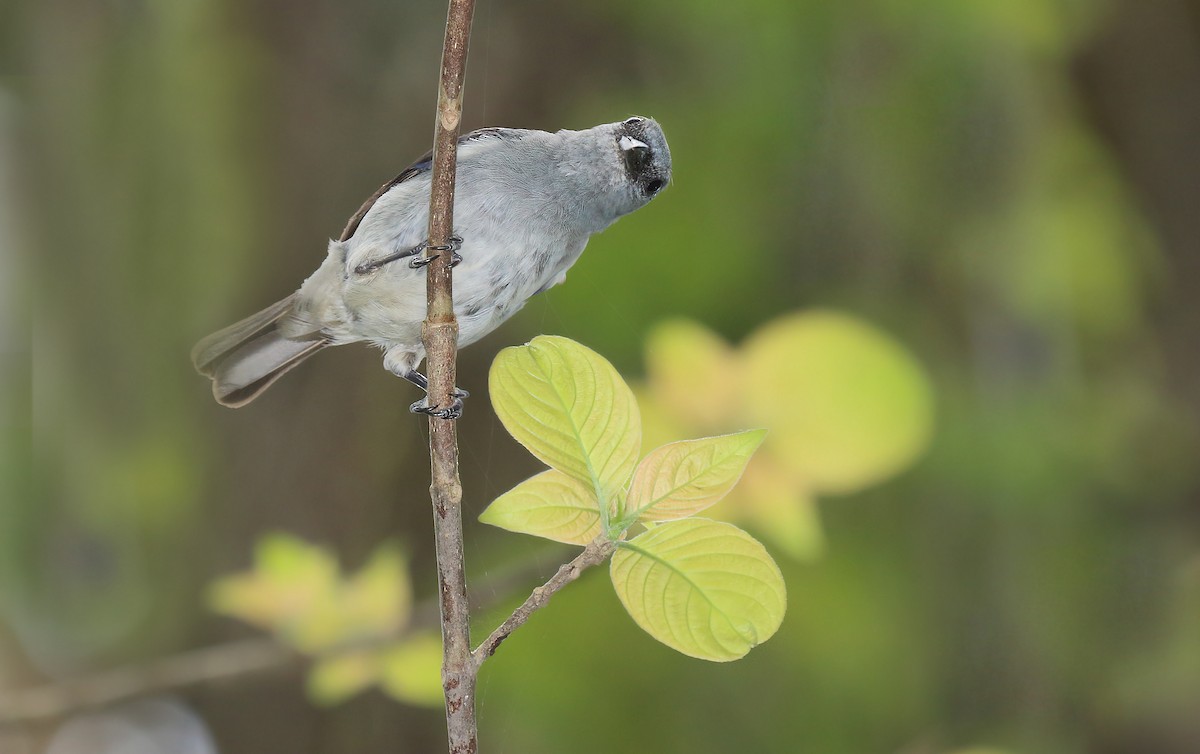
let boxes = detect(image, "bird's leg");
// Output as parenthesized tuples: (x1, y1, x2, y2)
(401, 369, 470, 419)
(399, 369, 428, 391)
(354, 235, 463, 275)
(398, 369, 470, 400)
(354, 242, 427, 275)
(408, 235, 463, 269)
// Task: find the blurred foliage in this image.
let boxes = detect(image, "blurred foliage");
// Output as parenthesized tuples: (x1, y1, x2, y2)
(5, 0, 1200, 751)
(640, 311, 933, 559)
(482, 336, 783, 660)
(209, 534, 441, 708)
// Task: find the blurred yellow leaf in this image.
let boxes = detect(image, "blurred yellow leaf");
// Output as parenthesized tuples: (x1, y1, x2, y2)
(208, 533, 339, 631)
(209, 535, 414, 654)
(381, 633, 445, 708)
(629, 430, 766, 522)
(337, 544, 411, 641)
(307, 650, 382, 706)
(633, 385, 689, 452)
(610, 518, 786, 661)
(634, 311, 933, 559)
(479, 469, 603, 545)
(490, 336, 642, 506)
(645, 320, 741, 431)
(742, 311, 933, 494)
(727, 458, 825, 561)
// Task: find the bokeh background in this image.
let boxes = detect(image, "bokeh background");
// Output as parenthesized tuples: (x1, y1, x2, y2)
(3, 0, 1200, 752)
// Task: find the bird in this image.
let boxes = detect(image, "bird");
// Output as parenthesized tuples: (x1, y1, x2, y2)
(191, 116, 671, 418)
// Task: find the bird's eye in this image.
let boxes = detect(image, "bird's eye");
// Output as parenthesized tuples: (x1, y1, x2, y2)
(645, 179, 665, 195)
(623, 143, 652, 176)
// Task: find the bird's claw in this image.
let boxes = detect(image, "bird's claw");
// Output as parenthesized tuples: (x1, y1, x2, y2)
(409, 384, 468, 419)
(409, 395, 465, 420)
(409, 235, 464, 269)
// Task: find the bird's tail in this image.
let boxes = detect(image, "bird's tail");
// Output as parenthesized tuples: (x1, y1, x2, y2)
(191, 294, 329, 408)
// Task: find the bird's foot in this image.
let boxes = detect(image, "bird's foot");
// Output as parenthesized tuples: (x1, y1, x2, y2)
(409, 389, 468, 420)
(399, 368, 468, 419)
(409, 235, 464, 269)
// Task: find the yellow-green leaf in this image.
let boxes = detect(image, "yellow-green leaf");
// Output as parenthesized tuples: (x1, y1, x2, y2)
(629, 430, 766, 522)
(307, 650, 381, 706)
(610, 519, 786, 661)
(479, 469, 602, 545)
(490, 336, 641, 501)
(381, 633, 445, 708)
(742, 311, 933, 494)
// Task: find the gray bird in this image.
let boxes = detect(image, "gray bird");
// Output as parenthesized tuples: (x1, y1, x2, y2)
(192, 116, 671, 417)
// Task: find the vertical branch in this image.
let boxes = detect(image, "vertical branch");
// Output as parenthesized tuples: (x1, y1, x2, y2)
(422, 0, 477, 752)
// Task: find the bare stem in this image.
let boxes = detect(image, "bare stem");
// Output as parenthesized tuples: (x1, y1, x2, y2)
(421, 0, 477, 751)
(473, 538, 616, 670)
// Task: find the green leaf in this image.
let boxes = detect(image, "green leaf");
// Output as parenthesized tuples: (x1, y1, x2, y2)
(381, 633, 445, 708)
(610, 519, 786, 661)
(490, 336, 641, 506)
(629, 430, 766, 523)
(307, 650, 381, 706)
(479, 469, 602, 545)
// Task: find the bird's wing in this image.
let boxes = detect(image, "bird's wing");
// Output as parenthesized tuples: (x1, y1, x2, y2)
(338, 128, 527, 243)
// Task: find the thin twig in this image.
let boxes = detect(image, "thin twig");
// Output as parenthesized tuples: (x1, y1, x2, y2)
(472, 538, 616, 670)
(0, 639, 294, 729)
(421, 0, 477, 751)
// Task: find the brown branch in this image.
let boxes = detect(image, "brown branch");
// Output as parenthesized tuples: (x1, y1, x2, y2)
(421, 3, 476, 751)
(473, 538, 616, 669)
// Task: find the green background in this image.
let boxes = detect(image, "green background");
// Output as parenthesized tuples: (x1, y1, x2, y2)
(3, 0, 1199, 752)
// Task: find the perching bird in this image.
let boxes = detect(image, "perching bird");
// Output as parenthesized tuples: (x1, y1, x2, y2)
(192, 116, 671, 417)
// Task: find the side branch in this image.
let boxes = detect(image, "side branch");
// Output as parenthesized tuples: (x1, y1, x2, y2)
(473, 538, 616, 669)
